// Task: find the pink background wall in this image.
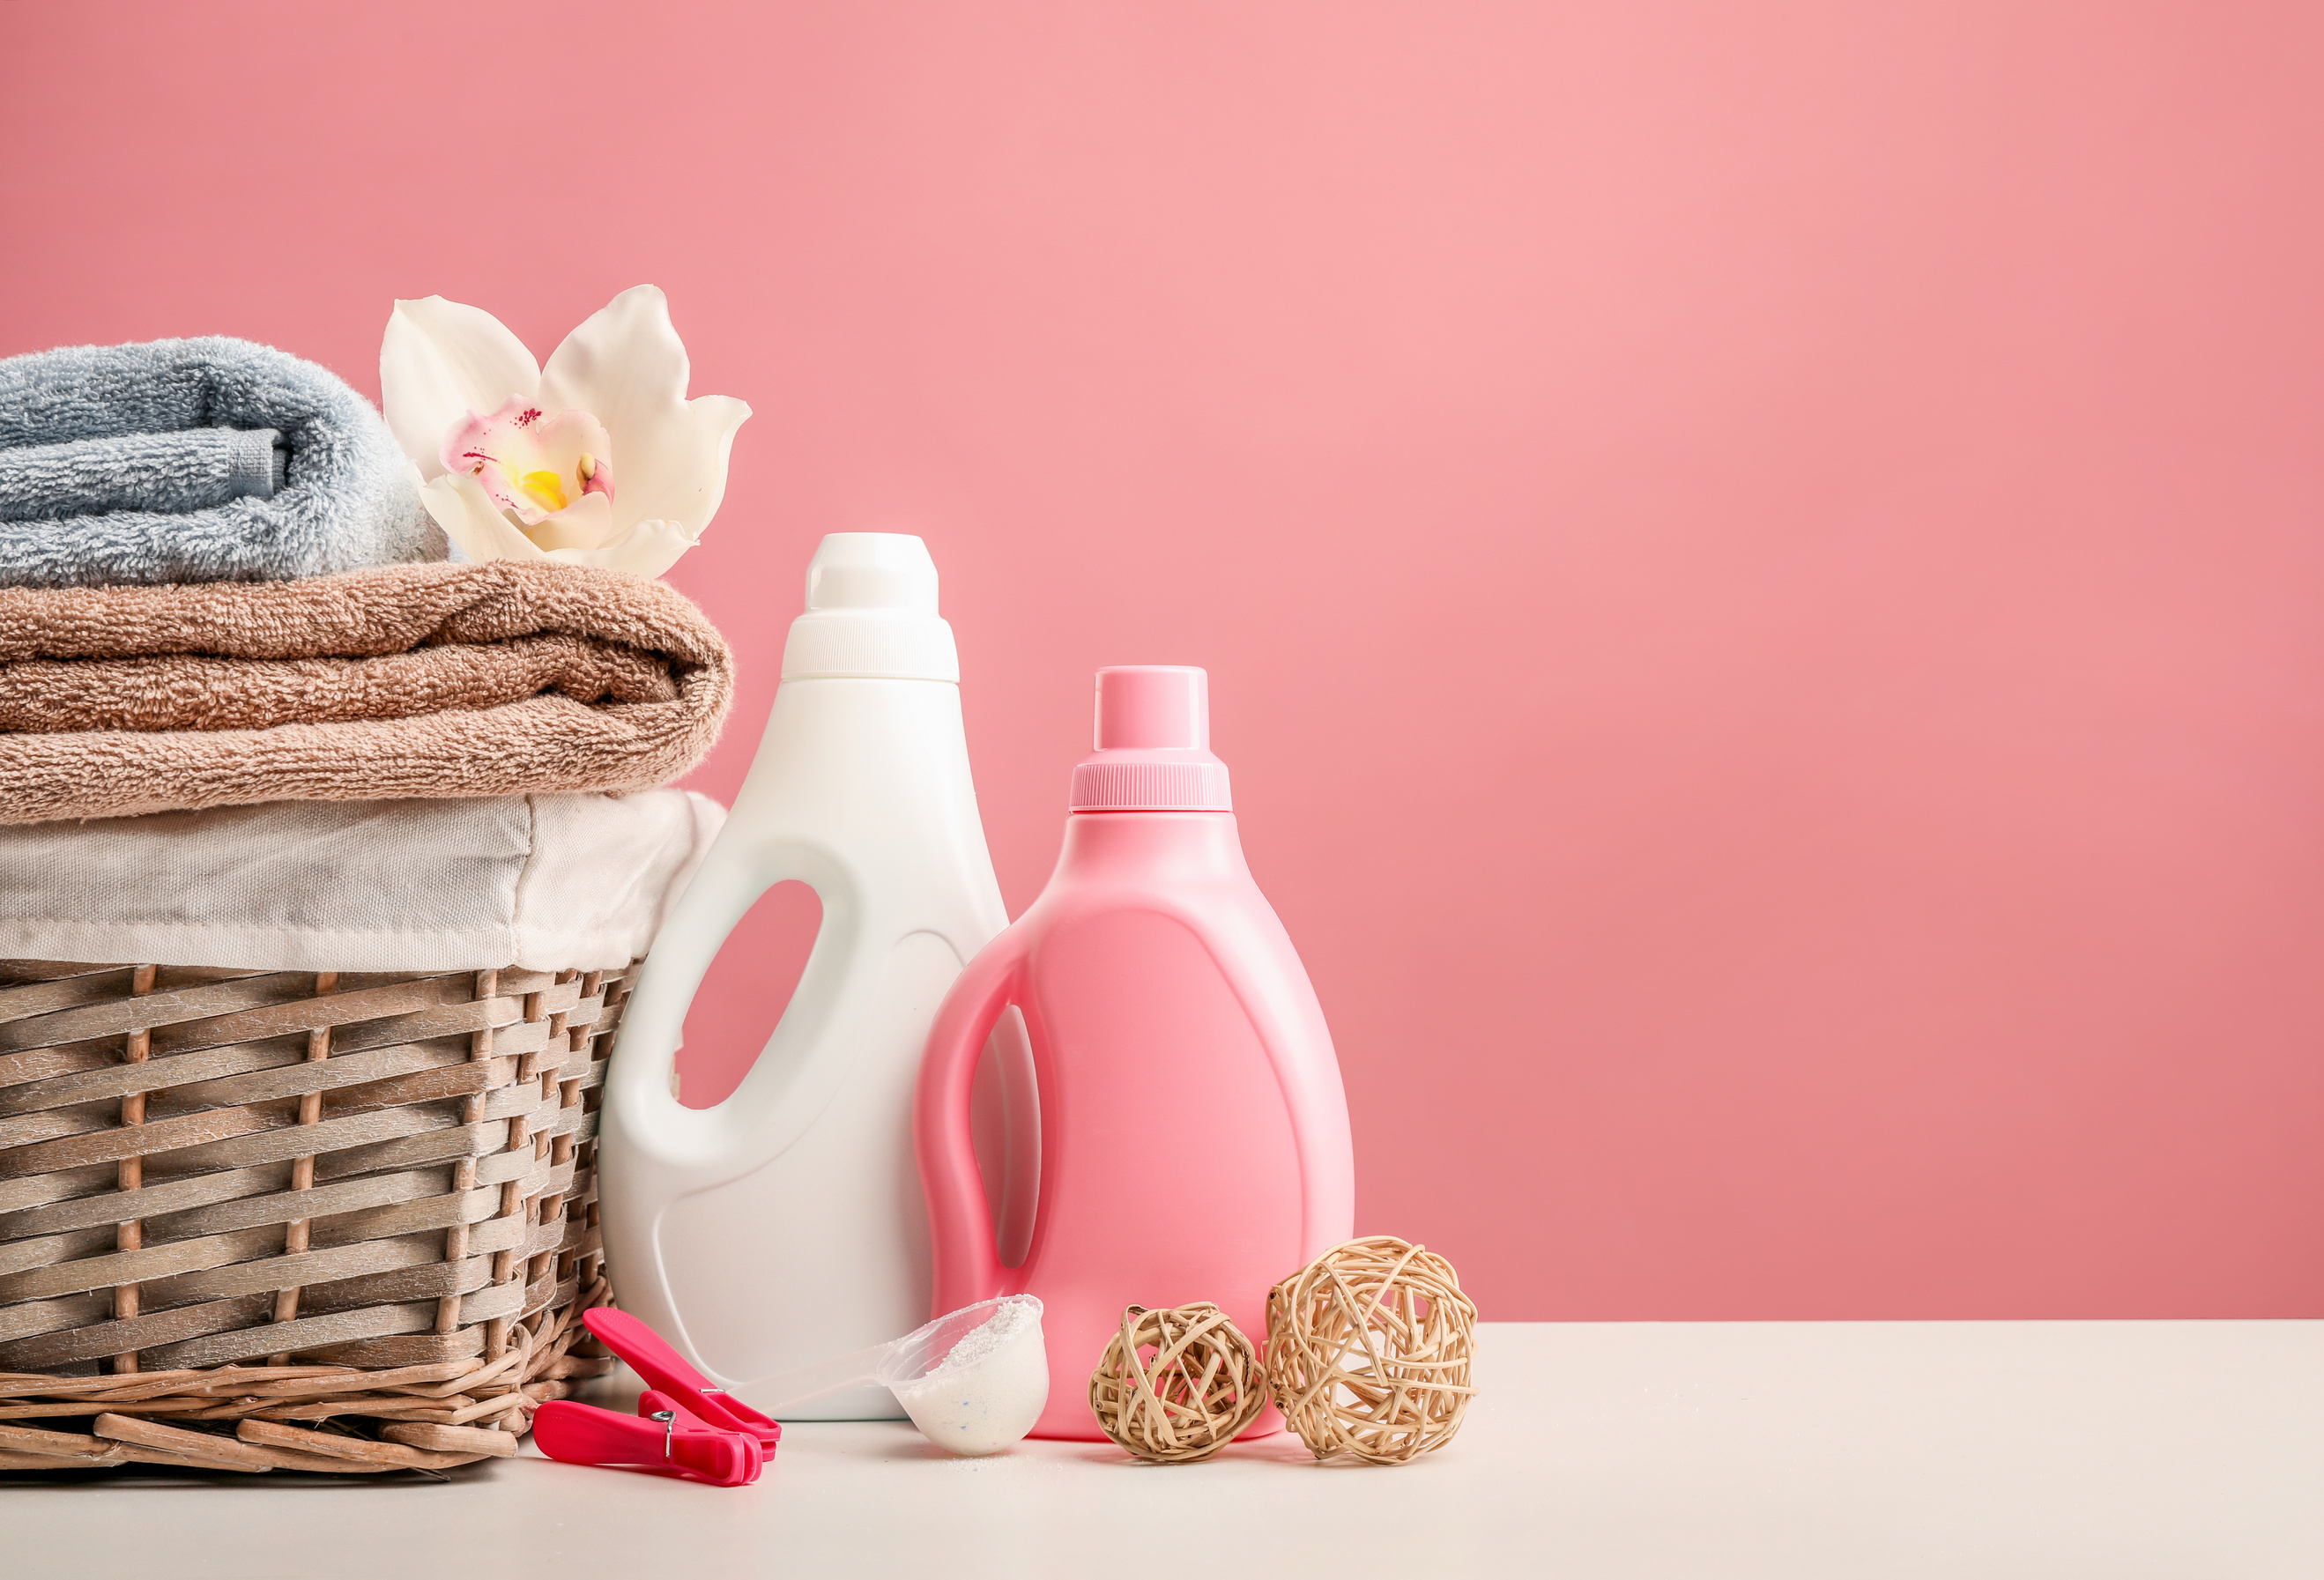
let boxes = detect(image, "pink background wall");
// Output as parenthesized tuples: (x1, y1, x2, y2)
(4, 3, 2319, 1319)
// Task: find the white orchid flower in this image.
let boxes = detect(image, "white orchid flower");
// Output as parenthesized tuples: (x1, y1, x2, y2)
(381, 286, 749, 577)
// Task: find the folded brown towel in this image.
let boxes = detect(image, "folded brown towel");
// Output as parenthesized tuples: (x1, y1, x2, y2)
(0, 562, 732, 824)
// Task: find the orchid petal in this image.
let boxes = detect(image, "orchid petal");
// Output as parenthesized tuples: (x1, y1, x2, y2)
(538, 286, 750, 535)
(573, 389, 750, 541)
(419, 471, 550, 564)
(382, 298, 542, 481)
(538, 284, 687, 425)
(664, 395, 752, 538)
(548, 516, 702, 578)
(523, 489, 617, 553)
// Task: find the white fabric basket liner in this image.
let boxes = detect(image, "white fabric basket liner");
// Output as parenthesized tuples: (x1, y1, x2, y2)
(0, 791, 724, 973)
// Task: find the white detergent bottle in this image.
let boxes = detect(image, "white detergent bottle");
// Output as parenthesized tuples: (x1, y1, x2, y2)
(600, 533, 1032, 1420)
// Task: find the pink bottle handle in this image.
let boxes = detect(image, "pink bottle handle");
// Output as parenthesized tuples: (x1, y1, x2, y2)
(913, 933, 1028, 1317)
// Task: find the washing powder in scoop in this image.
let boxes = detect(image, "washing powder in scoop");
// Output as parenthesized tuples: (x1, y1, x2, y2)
(887, 1298, 1049, 1456)
(738, 1295, 1050, 1458)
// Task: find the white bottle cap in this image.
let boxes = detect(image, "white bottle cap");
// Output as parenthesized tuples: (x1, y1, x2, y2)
(780, 533, 962, 682)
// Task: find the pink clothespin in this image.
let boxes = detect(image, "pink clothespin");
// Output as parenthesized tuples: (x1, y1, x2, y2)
(641, 1389, 767, 1483)
(583, 1307, 784, 1451)
(534, 1397, 761, 1487)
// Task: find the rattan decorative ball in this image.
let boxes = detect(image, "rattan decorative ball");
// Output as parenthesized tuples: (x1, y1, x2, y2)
(1088, 1302, 1267, 1463)
(1266, 1235, 1479, 1465)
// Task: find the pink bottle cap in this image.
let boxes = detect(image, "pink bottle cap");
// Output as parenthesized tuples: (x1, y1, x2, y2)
(1070, 666, 1233, 812)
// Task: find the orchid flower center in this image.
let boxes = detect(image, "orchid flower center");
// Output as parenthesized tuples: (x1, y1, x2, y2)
(442, 397, 616, 529)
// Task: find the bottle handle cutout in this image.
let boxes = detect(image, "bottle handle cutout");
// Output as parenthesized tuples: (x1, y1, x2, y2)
(915, 935, 1031, 1316)
(605, 828, 859, 1193)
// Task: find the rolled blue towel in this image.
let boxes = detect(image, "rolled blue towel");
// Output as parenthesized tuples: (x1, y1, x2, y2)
(0, 336, 444, 586)
(0, 427, 286, 521)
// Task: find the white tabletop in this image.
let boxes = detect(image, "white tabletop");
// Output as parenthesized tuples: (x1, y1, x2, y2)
(11, 1321, 2320, 1579)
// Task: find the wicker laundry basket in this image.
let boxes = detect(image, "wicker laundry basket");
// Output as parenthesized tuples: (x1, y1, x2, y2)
(0, 959, 635, 1473)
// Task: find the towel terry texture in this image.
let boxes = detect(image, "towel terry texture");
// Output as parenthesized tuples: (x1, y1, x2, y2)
(0, 337, 442, 586)
(0, 427, 287, 521)
(0, 560, 732, 824)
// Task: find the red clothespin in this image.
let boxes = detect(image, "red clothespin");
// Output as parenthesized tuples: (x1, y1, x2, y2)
(534, 1396, 761, 1487)
(639, 1389, 768, 1483)
(583, 1307, 784, 1452)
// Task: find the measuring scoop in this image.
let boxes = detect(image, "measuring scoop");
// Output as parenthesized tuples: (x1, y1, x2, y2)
(740, 1294, 1049, 1457)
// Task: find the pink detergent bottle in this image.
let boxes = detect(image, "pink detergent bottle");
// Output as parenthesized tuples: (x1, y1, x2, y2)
(916, 665, 1354, 1440)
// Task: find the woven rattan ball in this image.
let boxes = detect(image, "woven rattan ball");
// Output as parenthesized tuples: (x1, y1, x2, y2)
(1088, 1303, 1268, 1463)
(1266, 1236, 1479, 1464)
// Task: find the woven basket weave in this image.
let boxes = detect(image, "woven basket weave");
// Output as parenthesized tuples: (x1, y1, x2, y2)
(0, 958, 634, 1473)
